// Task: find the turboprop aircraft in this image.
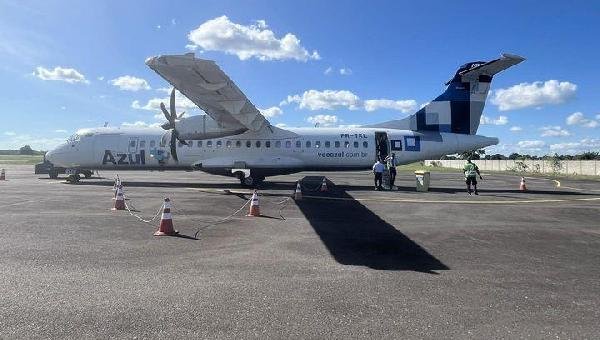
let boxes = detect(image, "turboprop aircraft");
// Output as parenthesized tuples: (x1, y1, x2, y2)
(46, 53, 524, 186)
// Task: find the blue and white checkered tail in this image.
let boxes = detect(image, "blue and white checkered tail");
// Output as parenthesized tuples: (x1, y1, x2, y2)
(367, 53, 525, 135)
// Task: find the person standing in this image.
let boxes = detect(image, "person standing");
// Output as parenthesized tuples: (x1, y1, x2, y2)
(372, 158, 385, 190)
(385, 153, 397, 188)
(463, 159, 483, 195)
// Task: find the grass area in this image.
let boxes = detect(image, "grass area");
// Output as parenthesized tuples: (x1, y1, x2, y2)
(0, 155, 44, 165)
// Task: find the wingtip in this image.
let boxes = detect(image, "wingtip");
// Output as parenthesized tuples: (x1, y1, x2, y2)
(501, 53, 526, 62)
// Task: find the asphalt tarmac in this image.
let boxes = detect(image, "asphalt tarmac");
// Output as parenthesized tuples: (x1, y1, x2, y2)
(1, 164, 599, 338)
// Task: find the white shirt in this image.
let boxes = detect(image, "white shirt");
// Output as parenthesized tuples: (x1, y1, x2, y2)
(373, 162, 385, 173)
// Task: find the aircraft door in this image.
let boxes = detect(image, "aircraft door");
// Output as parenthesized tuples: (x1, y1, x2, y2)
(127, 137, 139, 155)
(374, 132, 389, 161)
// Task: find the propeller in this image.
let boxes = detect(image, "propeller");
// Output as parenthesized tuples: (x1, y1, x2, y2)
(160, 88, 188, 162)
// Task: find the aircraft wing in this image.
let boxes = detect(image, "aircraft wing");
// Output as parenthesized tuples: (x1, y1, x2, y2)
(146, 53, 270, 132)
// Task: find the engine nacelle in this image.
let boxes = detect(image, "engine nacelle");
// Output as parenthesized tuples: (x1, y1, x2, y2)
(174, 115, 247, 140)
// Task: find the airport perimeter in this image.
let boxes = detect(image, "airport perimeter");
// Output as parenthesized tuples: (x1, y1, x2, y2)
(1, 165, 599, 338)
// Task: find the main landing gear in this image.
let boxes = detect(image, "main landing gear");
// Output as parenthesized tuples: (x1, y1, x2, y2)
(235, 171, 265, 188)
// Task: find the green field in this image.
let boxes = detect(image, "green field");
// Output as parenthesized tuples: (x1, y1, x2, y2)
(0, 155, 44, 165)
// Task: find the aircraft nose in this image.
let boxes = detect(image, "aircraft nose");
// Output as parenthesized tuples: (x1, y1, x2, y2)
(45, 149, 56, 163)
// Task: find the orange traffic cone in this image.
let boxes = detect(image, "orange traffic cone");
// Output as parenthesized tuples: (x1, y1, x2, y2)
(112, 185, 125, 210)
(113, 176, 121, 199)
(294, 182, 302, 200)
(320, 178, 328, 192)
(247, 190, 261, 217)
(0, 169, 5, 181)
(154, 198, 178, 236)
(520, 177, 527, 191)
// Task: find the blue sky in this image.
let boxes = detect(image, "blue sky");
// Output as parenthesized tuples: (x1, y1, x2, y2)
(1, 0, 599, 155)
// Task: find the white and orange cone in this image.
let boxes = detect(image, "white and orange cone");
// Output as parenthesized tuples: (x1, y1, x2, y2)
(112, 185, 125, 210)
(320, 178, 328, 192)
(113, 176, 121, 199)
(520, 177, 527, 191)
(294, 182, 302, 200)
(247, 190, 261, 217)
(154, 198, 178, 236)
(0, 169, 5, 181)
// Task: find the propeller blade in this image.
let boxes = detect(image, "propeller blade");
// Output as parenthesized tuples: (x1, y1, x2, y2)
(169, 88, 176, 121)
(170, 131, 178, 162)
(178, 111, 186, 119)
(160, 102, 171, 123)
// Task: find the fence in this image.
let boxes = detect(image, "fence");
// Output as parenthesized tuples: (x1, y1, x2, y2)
(424, 159, 600, 176)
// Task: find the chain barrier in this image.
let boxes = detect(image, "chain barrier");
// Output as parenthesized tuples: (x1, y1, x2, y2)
(123, 193, 164, 225)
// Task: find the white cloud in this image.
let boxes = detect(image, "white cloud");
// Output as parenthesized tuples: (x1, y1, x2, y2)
(549, 138, 600, 153)
(275, 123, 288, 128)
(54, 129, 68, 133)
(324, 66, 332, 75)
(480, 115, 508, 126)
(259, 106, 283, 118)
(566, 112, 598, 128)
(540, 126, 570, 137)
(185, 44, 198, 51)
(156, 25, 161, 29)
(110, 75, 151, 91)
(171, 18, 176, 26)
(0, 133, 66, 150)
(131, 91, 197, 112)
(510, 126, 522, 132)
(34, 66, 89, 84)
(283, 89, 417, 113)
(517, 140, 546, 150)
(491, 80, 577, 111)
(284, 90, 361, 110)
(363, 99, 417, 113)
(97, 76, 104, 81)
(307, 114, 339, 127)
(4, 131, 16, 136)
(187, 16, 320, 62)
(121, 121, 162, 128)
(339, 68, 352, 76)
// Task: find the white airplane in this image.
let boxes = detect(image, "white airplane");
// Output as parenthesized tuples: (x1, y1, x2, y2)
(46, 53, 524, 186)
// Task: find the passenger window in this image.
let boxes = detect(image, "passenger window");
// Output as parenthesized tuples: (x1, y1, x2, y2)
(246, 141, 251, 148)
(295, 141, 301, 148)
(335, 141, 340, 148)
(325, 141, 331, 148)
(315, 141, 321, 148)
(207, 141, 213, 148)
(353, 141, 359, 148)
(188, 141, 192, 148)
(363, 141, 368, 148)
(256, 141, 261, 148)
(265, 141, 271, 148)
(216, 140, 222, 148)
(235, 141, 241, 148)
(344, 141, 350, 148)
(275, 141, 281, 148)
(139, 141, 146, 148)
(150, 140, 156, 148)
(286, 141, 292, 148)
(306, 141, 311, 148)
(130, 140, 137, 148)
(226, 140, 232, 148)
(197, 141, 203, 147)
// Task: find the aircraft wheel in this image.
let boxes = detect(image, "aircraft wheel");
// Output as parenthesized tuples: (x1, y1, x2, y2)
(82, 170, 93, 179)
(67, 174, 80, 183)
(242, 176, 254, 187)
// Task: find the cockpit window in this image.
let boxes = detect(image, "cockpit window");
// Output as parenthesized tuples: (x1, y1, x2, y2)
(67, 134, 80, 143)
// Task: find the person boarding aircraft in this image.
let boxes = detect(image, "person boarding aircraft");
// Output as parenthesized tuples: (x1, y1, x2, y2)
(46, 53, 525, 186)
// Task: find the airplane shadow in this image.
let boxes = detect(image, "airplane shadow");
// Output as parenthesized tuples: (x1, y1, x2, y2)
(294, 189, 449, 273)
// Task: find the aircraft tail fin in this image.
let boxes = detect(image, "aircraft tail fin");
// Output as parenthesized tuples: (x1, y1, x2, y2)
(366, 53, 525, 134)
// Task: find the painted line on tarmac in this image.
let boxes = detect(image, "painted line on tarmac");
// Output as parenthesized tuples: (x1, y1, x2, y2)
(301, 195, 600, 205)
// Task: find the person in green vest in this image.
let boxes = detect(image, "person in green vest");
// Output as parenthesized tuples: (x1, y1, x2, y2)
(463, 159, 483, 195)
